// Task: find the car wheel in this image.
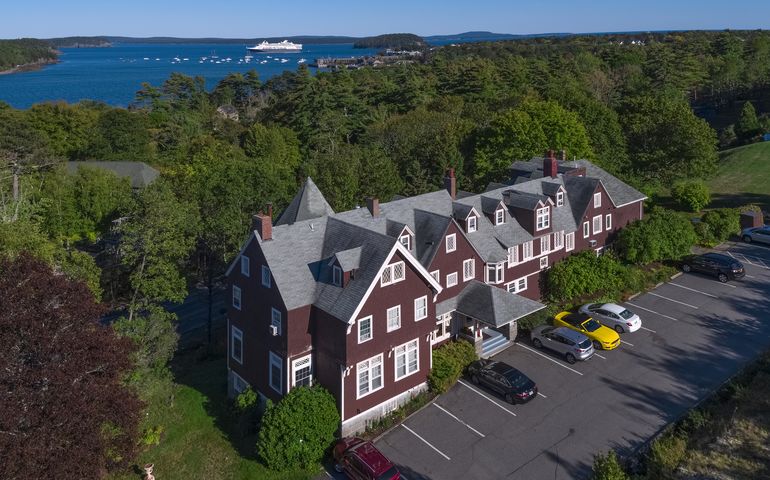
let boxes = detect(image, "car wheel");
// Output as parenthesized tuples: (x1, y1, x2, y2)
(614, 325, 624, 334)
(505, 393, 513, 404)
(565, 353, 576, 364)
(533, 338, 543, 349)
(682, 264, 691, 273)
(593, 340, 602, 350)
(334, 463, 344, 473)
(471, 374, 480, 385)
(718, 273, 728, 283)
(743, 235, 752, 243)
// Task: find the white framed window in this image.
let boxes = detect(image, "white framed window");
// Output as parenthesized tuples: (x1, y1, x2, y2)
(430, 270, 440, 283)
(540, 235, 550, 254)
(583, 221, 590, 238)
(241, 255, 250, 277)
(332, 265, 342, 287)
(536, 206, 550, 230)
(566, 232, 575, 252)
(467, 216, 477, 233)
(463, 259, 475, 281)
(271, 308, 282, 336)
(592, 215, 602, 235)
(358, 315, 372, 343)
(399, 234, 411, 250)
(556, 191, 564, 207)
(507, 246, 519, 267)
(507, 276, 528, 293)
(292, 355, 312, 388)
(446, 233, 456, 253)
(605, 214, 612, 230)
(540, 256, 548, 269)
(522, 241, 533, 260)
(432, 313, 452, 344)
(387, 305, 401, 332)
(261, 265, 271, 288)
(486, 262, 504, 284)
(594, 192, 601, 208)
(414, 296, 428, 321)
(554, 230, 564, 249)
(495, 209, 505, 225)
(231, 326, 243, 364)
(232, 371, 249, 393)
(357, 354, 383, 398)
(269, 352, 282, 394)
(232, 285, 241, 310)
(381, 261, 406, 286)
(446, 272, 458, 287)
(394, 339, 419, 381)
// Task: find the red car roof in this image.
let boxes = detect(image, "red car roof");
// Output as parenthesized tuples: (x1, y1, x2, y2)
(338, 437, 396, 476)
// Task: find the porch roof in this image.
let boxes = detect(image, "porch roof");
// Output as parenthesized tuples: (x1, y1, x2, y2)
(435, 280, 546, 327)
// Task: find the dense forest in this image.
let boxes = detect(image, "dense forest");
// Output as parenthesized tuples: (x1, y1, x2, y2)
(0, 38, 57, 71)
(353, 33, 426, 49)
(1, 29, 770, 477)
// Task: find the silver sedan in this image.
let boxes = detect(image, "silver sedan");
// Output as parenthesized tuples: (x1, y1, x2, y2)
(742, 226, 770, 245)
(578, 303, 642, 334)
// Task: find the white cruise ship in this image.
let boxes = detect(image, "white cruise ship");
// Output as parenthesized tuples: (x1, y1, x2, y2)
(247, 40, 302, 52)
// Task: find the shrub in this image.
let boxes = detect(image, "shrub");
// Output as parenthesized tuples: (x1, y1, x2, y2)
(428, 340, 478, 394)
(235, 387, 259, 412)
(701, 208, 740, 243)
(617, 208, 697, 264)
(592, 450, 628, 480)
(546, 250, 626, 302)
(671, 180, 710, 212)
(140, 425, 163, 446)
(517, 304, 559, 332)
(257, 385, 339, 471)
(646, 433, 687, 479)
(234, 387, 261, 436)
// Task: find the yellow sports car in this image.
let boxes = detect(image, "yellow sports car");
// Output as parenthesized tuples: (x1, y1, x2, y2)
(553, 311, 620, 350)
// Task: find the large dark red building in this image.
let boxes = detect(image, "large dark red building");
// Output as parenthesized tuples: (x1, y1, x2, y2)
(225, 153, 646, 434)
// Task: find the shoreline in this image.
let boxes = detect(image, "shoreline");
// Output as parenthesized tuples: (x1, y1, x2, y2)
(0, 58, 59, 76)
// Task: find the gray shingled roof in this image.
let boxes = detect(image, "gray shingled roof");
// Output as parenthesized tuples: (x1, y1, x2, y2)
(334, 247, 363, 272)
(453, 281, 546, 327)
(504, 190, 547, 211)
(275, 177, 335, 226)
(563, 176, 600, 225)
(66, 161, 159, 189)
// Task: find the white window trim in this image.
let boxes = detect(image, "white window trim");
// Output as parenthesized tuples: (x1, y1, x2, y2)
(556, 191, 564, 207)
(594, 192, 601, 208)
(231, 326, 243, 364)
(394, 339, 420, 382)
(386, 305, 402, 332)
(357, 354, 384, 399)
(583, 221, 590, 238)
(381, 261, 406, 287)
(241, 255, 250, 277)
(522, 241, 534, 261)
(261, 265, 271, 288)
(536, 206, 550, 231)
(566, 232, 575, 252)
(399, 234, 412, 250)
(462, 258, 475, 281)
(446, 272, 458, 288)
(605, 214, 612, 230)
(540, 256, 548, 269)
(445, 233, 457, 253)
(495, 209, 505, 225)
(414, 296, 428, 321)
(271, 308, 282, 336)
(554, 230, 564, 250)
(507, 246, 519, 267)
(432, 313, 452, 344)
(506, 276, 528, 293)
(430, 270, 440, 283)
(269, 352, 282, 394)
(592, 215, 602, 235)
(232, 371, 249, 394)
(486, 262, 504, 285)
(291, 354, 312, 388)
(332, 265, 343, 287)
(467, 216, 477, 233)
(540, 235, 550, 254)
(358, 315, 373, 344)
(232, 285, 241, 310)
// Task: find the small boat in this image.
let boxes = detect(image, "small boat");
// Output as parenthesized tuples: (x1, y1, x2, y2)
(260, 60, 268, 64)
(298, 58, 307, 63)
(183, 58, 189, 61)
(143, 57, 150, 60)
(281, 58, 289, 63)
(155, 58, 160, 61)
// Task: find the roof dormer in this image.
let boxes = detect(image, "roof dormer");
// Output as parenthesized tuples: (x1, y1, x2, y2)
(328, 246, 363, 288)
(398, 225, 415, 251)
(480, 196, 506, 226)
(452, 203, 481, 234)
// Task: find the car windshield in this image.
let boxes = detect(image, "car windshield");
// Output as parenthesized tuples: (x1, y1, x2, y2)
(377, 466, 399, 480)
(582, 319, 601, 332)
(578, 339, 592, 349)
(507, 373, 530, 388)
(619, 309, 634, 319)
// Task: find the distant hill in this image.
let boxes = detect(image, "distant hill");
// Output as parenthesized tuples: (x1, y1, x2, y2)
(0, 38, 57, 72)
(104, 35, 360, 45)
(48, 36, 112, 48)
(425, 31, 571, 42)
(353, 33, 426, 50)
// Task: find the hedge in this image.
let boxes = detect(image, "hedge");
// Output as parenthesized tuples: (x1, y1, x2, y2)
(428, 340, 477, 394)
(617, 208, 697, 264)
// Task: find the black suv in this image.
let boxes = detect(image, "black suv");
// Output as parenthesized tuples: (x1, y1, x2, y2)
(467, 359, 537, 404)
(681, 253, 745, 283)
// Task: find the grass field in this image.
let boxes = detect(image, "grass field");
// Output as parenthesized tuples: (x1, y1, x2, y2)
(109, 352, 315, 480)
(708, 142, 770, 209)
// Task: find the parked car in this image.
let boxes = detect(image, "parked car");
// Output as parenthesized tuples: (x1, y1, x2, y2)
(467, 359, 538, 404)
(742, 225, 770, 245)
(681, 252, 745, 283)
(553, 311, 620, 350)
(530, 325, 595, 364)
(333, 437, 400, 480)
(579, 303, 642, 334)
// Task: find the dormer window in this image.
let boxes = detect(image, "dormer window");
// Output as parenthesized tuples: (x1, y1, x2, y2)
(495, 209, 505, 225)
(536, 206, 550, 231)
(332, 265, 342, 287)
(556, 191, 564, 207)
(593, 192, 601, 208)
(467, 215, 477, 233)
(399, 234, 412, 250)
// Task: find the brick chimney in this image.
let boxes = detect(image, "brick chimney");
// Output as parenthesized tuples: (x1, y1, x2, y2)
(366, 197, 379, 217)
(543, 150, 558, 179)
(444, 168, 456, 200)
(252, 212, 272, 241)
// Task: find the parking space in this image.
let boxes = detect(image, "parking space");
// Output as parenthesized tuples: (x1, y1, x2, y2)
(375, 243, 770, 479)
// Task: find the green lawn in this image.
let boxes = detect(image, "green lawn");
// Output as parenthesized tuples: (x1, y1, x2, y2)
(708, 141, 770, 208)
(109, 353, 315, 480)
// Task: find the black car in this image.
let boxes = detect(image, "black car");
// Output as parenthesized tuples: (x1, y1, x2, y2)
(467, 359, 537, 404)
(681, 252, 745, 283)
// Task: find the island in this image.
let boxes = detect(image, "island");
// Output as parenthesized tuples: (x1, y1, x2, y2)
(0, 38, 58, 74)
(47, 36, 113, 48)
(353, 33, 426, 50)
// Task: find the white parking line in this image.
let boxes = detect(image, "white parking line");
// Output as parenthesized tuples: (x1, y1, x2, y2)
(728, 251, 770, 269)
(433, 403, 485, 437)
(668, 282, 718, 298)
(457, 379, 518, 416)
(402, 424, 451, 460)
(621, 340, 634, 347)
(537, 392, 547, 398)
(595, 353, 607, 360)
(626, 302, 679, 321)
(640, 326, 657, 333)
(746, 274, 757, 279)
(515, 343, 584, 376)
(648, 292, 699, 309)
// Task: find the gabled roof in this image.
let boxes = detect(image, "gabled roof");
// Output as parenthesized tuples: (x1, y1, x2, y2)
(333, 247, 363, 272)
(452, 202, 477, 220)
(563, 176, 601, 225)
(437, 280, 546, 327)
(275, 177, 335, 226)
(503, 191, 547, 211)
(480, 196, 504, 214)
(66, 161, 159, 189)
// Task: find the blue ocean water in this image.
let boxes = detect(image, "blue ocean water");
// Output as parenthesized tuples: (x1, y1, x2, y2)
(0, 43, 385, 108)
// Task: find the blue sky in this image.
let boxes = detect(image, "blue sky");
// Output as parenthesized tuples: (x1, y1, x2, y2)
(3, 0, 769, 38)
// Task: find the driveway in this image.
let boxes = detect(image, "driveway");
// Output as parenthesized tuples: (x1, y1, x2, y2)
(373, 243, 770, 480)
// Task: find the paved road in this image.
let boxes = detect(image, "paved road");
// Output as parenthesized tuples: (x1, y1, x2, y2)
(371, 243, 770, 480)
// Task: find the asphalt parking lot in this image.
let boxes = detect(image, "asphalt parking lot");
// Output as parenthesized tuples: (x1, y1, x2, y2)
(373, 242, 770, 480)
